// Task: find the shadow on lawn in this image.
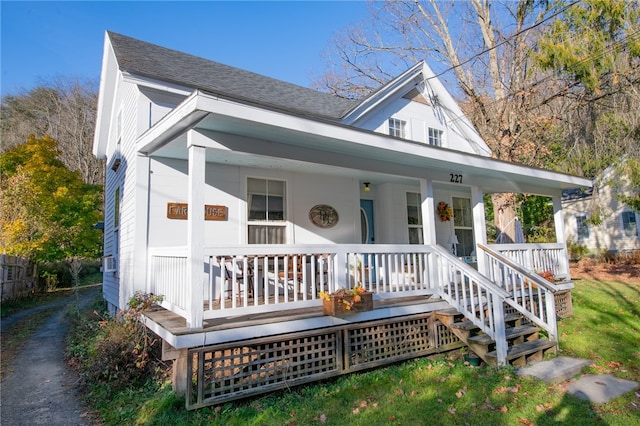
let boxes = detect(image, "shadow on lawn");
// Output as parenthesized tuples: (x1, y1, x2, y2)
(534, 391, 605, 425)
(573, 280, 640, 330)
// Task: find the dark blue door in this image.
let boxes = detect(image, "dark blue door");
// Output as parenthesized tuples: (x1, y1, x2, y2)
(360, 200, 374, 244)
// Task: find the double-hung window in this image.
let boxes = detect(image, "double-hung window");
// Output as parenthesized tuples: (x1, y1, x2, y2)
(622, 211, 638, 237)
(428, 128, 443, 146)
(388, 118, 406, 138)
(247, 178, 286, 244)
(452, 197, 474, 256)
(406, 192, 423, 244)
(576, 215, 589, 240)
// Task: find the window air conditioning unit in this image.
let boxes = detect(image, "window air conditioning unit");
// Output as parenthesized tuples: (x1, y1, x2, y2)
(103, 256, 117, 273)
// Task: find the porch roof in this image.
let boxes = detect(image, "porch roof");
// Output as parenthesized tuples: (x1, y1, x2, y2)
(136, 90, 592, 196)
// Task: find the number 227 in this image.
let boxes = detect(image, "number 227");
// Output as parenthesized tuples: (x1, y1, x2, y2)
(450, 174, 463, 184)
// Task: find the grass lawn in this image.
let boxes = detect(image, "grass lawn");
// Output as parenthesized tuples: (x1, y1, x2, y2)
(82, 279, 640, 425)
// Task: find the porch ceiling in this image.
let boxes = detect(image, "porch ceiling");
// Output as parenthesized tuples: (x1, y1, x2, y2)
(139, 91, 592, 196)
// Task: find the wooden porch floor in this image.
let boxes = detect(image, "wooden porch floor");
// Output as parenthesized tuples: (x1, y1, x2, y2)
(144, 294, 444, 337)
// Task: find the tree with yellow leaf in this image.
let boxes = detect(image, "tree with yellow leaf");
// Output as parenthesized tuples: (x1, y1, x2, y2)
(0, 135, 102, 262)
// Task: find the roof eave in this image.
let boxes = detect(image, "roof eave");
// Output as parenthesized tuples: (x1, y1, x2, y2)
(137, 90, 592, 193)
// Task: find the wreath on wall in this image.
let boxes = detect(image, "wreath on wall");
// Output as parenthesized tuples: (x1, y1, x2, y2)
(437, 202, 453, 222)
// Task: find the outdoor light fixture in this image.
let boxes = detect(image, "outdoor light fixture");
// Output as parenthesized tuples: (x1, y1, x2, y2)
(448, 234, 459, 256)
(364, 182, 371, 192)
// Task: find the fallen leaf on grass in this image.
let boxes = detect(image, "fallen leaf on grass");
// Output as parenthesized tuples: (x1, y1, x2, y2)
(352, 408, 360, 415)
(456, 386, 467, 398)
(495, 385, 521, 394)
(448, 407, 457, 415)
(518, 418, 535, 426)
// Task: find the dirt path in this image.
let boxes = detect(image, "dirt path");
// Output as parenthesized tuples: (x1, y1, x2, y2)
(1, 285, 101, 425)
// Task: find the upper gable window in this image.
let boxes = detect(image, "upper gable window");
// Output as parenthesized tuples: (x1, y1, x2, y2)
(388, 118, 406, 139)
(428, 128, 443, 147)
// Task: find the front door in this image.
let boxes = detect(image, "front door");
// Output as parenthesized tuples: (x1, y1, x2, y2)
(360, 200, 375, 244)
(359, 199, 376, 283)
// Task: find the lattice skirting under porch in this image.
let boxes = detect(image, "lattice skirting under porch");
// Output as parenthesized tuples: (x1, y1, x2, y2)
(186, 313, 462, 410)
(554, 290, 573, 318)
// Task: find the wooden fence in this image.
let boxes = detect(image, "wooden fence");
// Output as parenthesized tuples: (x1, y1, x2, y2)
(1, 254, 37, 302)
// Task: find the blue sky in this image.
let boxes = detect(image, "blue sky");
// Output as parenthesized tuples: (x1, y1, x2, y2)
(1, 1, 371, 96)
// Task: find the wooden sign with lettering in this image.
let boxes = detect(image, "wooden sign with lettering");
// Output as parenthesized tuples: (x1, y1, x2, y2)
(167, 203, 228, 221)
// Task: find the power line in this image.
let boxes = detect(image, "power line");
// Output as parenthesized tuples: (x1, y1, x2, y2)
(426, 0, 581, 82)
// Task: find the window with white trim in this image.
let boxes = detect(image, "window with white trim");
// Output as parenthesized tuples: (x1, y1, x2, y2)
(452, 197, 474, 256)
(247, 178, 286, 244)
(388, 118, 406, 138)
(576, 215, 589, 240)
(406, 192, 423, 244)
(622, 211, 638, 237)
(428, 127, 443, 146)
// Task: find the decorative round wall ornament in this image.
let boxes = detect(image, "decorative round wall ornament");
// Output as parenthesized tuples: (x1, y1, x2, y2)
(309, 204, 339, 228)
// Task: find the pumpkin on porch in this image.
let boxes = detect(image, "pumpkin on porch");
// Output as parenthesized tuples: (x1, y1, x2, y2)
(320, 286, 373, 317)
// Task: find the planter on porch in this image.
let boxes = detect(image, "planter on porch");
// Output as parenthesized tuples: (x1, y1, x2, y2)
(322, 292, 373, 317)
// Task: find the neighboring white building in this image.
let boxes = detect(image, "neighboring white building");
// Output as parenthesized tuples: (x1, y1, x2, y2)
(93, 32, 591, 404)
(563, 165, 639, 254)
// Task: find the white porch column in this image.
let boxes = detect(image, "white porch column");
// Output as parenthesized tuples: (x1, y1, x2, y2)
(552, 194, 570, 279)
(420, 178, 436, 245)
(471, 186, 488, 275)
(186, 132, 205, 329)
(420, 179, 437, 289)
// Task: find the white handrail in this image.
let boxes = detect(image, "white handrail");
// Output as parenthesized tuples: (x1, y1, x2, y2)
(431, 245, 509, 365)
(478, 244, 558, 342)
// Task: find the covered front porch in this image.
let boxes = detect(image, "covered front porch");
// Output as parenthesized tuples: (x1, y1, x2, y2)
(129, 90, 591, 407)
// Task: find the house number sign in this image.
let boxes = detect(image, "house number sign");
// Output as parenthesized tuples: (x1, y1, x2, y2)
(449, 173, 464, 184)
(167, 203, 228, 221)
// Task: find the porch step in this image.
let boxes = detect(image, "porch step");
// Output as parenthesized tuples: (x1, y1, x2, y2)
(467, 325, 539, 345)
(485, 339, 557, 363)
(436, 306, 555, 367)
(450, 312, 522, 331)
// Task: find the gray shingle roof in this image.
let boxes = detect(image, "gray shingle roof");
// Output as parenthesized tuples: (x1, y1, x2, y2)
(107, 31, 358, 120)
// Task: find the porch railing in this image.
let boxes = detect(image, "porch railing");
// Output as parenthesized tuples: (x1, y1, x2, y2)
(148, 245, 443, 322)
(147, 243, 568, 366)
(478, 244, 559, 342)
(486, 243, 570, 282)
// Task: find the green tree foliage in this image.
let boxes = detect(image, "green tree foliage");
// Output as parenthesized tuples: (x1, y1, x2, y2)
(0, 135, 103, 262)
(519, 195, 555, 242)
(612, 158, 640, 213)
(535, 0, 640, 94)
(534, 0, 640, 212)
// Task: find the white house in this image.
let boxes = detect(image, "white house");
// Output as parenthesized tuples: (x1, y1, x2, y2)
(93, 32, 591, 408)
(563, 165, 639, 255)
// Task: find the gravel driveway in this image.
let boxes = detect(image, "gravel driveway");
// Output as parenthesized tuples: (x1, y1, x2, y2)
(1, 285, 101, 425)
